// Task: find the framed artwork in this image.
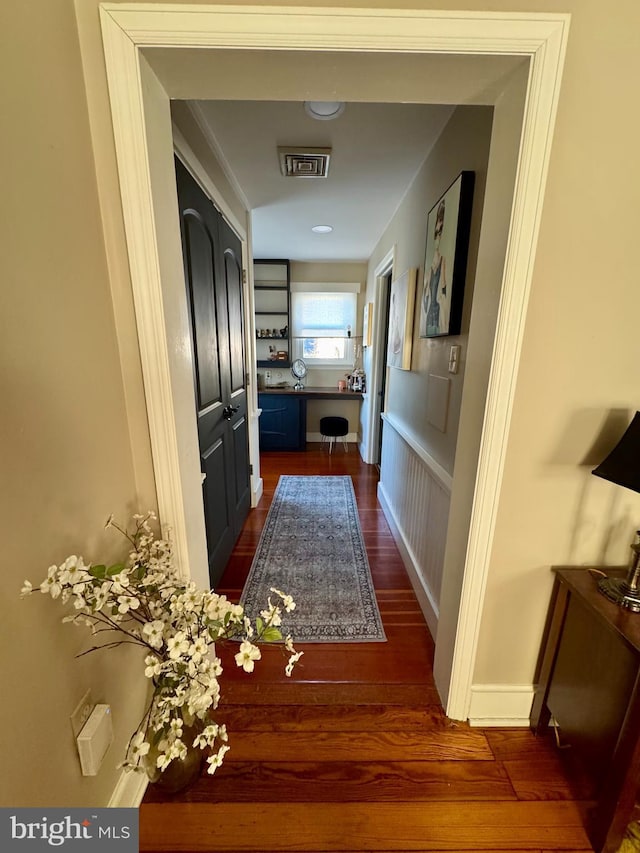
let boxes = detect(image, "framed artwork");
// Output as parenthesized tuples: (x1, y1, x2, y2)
(419, 171, 475, 338)
(362, 302, 373, 347)
(387, 268, 417, 370)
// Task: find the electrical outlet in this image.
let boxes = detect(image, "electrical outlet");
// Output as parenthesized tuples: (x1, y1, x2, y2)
(264, 370, 272, 381)
(70, 689, 94, 738)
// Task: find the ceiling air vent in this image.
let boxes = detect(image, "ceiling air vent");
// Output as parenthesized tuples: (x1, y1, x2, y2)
(278, 147, 331, 178)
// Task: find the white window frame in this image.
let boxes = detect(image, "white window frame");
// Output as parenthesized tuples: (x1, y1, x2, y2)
(291, 283, 360, 368)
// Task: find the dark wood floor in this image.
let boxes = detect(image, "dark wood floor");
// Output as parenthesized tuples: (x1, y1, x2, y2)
(141, 445, 594, 852)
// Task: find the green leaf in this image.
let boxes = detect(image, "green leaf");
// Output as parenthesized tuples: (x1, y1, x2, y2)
(89, 565, 107, 579)
(107, 563, 125, 577)
(261, 627, 282, 642)
(256, 616, 264, 635)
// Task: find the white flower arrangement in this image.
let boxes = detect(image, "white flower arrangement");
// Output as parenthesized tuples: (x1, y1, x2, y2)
(21, 512, 302, 777)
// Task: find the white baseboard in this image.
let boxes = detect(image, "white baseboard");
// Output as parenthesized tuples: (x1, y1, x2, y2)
(108, 768, 148, 808)
(252, 476, 264, 507)
(468, 684, 535, 726)
(307, 431, 358, 443)
(377, 482, 439, 640)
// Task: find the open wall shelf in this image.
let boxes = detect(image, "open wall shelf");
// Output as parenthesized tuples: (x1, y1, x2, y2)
(253, 259, 290, 368)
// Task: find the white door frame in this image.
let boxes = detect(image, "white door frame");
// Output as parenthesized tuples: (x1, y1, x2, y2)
(98, 3, 569, 720)
(364, 247, 396, 465)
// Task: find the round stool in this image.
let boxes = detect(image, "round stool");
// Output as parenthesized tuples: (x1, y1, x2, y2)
(320, 416, 349, 453)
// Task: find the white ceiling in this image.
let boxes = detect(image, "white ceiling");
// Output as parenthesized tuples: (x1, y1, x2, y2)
(192, 100, 458, 262)
(171, 48, 526, 263)
(150, 44, 525, 264)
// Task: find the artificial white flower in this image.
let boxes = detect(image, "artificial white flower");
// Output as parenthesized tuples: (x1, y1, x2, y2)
(117, 594, 140, 614)
(234, 640, 261, 673)
(271, 587, 296, 613)
(40, 570, 62, 599)
(205, 594, 230, 621)
(206, 744, 230, 775)
(142, 620, 165, 649)
(285, 650, 304, 677)
(59, 555, 88, 585)
(167, 631, 190, 660)
(180, 585, 203, 612)
(129, 732, 150, 760)
(20, 580, 33, 598)
(189, 636, 208, 662)
(260, 599, 282, 627)
(144, 655, 162, 679)
(110, 574, 131, 595)
(193, 724, 220, 748)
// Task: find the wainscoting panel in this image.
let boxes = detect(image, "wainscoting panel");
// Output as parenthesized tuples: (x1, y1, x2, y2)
(378, 416, 451, 638)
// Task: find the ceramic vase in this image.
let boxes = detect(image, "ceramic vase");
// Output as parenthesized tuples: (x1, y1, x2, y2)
(144, 725, 204, 794)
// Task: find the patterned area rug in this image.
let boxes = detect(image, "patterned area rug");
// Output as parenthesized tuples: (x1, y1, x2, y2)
(240, 475, 386, 642)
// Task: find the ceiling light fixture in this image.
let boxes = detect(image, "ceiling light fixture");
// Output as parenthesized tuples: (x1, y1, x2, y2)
(304, 101, 346, 121)
(311, 225, 333, 234)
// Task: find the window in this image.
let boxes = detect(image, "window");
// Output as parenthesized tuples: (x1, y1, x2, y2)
(291, 289, 358, 366)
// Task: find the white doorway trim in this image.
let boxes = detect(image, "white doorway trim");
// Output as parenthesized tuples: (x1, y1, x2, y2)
(98, 3, 570, 719)
(363, 246, 395, 465)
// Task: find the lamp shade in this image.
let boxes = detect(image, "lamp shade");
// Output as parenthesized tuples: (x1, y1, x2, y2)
(592, 411, 640, 494)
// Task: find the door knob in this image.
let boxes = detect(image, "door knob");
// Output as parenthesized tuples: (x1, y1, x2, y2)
(222, 405, 239, 420)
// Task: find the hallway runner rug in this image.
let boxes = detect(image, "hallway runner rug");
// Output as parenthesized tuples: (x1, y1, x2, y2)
(240, 475, 386, 642)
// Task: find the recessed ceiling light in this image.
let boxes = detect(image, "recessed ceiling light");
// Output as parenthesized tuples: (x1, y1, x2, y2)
(311, 224, 333, 234)
(304, 101, 346, 121)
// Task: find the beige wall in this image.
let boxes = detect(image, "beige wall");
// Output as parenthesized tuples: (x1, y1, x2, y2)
(4, 0, 640, 809)
(364, 103, 498, 696)
(290, 262, 368, 286)
(358, 0, 640, 694)
(171, 101, 248, 231)
(1, 0, 148, 806)
(365, 105, 494, 472)
(471, 0, 640, 685)
(435, 64, 528, 701)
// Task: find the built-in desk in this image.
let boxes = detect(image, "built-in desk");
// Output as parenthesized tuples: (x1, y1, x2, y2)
(258, 387, 363, 450)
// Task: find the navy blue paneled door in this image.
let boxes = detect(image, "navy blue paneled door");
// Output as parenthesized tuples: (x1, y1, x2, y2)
(175, 157, 250, 587)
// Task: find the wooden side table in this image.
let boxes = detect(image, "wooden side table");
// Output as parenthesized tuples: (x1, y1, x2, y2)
(531, 567, 640, 853)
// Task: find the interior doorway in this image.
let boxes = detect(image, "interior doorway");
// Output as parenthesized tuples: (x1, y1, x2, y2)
(376, 273, 393, 468)
(369, 264, 394, 469)
(96, 4, 568, 720)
